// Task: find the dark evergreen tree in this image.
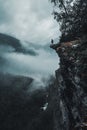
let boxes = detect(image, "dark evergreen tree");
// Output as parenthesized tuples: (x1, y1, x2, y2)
(50, 0, 87, 42)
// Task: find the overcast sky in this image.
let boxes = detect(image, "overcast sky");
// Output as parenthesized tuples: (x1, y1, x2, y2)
(0, 0, 60, 44)
(0, 0, 61, 89)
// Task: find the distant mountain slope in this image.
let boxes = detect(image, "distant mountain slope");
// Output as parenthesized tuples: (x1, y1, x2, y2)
(0, 33, 38, 56)
(0, 33, 21, 51)
(0, 73, 53, 130)
(0, 73, 33, 90)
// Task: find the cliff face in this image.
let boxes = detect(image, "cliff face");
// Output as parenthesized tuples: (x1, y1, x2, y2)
(50, 37, 87, 130)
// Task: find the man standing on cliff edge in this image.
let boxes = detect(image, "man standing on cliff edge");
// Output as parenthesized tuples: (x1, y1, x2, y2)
(51, 39, 54, 45)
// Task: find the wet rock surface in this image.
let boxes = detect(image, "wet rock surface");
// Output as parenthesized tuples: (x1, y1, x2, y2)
(50, 37, 87, 130)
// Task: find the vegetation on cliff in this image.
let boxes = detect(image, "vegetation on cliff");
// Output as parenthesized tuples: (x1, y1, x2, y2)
(49, 0, 87, 130)
(50, 0, 87, 42)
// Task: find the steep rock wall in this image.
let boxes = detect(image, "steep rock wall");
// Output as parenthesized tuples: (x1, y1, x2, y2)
(50, 38, 87, 130)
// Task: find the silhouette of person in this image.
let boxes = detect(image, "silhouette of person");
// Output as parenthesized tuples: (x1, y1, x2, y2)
(51, 39, 54, 44)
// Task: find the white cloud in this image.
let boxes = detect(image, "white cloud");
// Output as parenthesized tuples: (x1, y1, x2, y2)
(0, 0, 60, 44)
(0, 0, 61, 89)
(3, 49, 59, 76)
(1, 47, 59, 88)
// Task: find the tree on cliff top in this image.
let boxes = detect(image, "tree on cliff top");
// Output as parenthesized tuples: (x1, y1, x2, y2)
(50, 0, 87, 42)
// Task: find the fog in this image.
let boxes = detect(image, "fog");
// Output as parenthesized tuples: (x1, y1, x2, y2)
(0, 1, 60, 129)
(0, 41, 59, 88)
(0, 0, 60, 44)
(0, 0, 60, 89)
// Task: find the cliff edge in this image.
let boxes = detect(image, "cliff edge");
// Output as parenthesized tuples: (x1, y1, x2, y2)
(50, 37, 87, 130)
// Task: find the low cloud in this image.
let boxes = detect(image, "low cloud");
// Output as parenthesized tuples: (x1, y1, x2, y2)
(2, 47, 59, 76)
(0, 0, 60, 44)
(0, 0, 60, 89)
(0, 42, 59, 89)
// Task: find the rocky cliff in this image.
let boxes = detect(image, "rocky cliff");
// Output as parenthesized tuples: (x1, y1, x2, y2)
(50, 37, 87, 130)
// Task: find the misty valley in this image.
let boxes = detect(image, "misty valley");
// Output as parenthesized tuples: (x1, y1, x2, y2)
(0, 33, 56, 130)
(0, 0, 87, 129)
